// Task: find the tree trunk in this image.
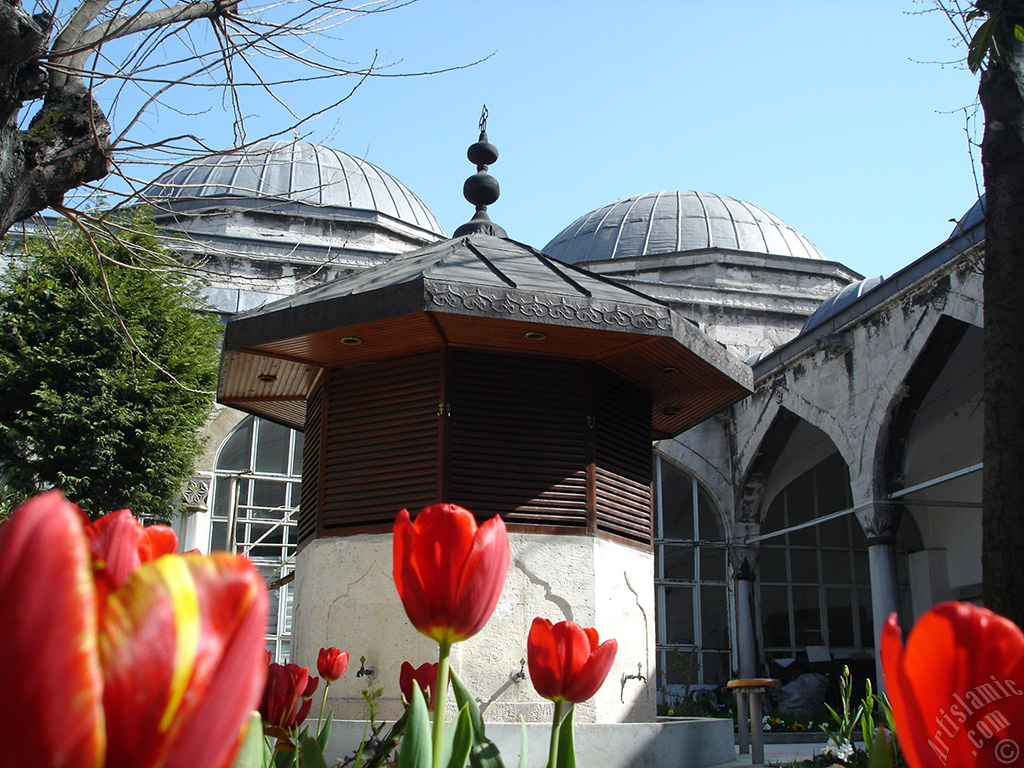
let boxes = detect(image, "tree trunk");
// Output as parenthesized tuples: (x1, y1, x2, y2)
(0, 0, 110, 234)
(980, 54, 1024, 628)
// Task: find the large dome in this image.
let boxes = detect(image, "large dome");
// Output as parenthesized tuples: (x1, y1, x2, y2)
(144, 140, 445, 236)
(543, 191, 824, 264)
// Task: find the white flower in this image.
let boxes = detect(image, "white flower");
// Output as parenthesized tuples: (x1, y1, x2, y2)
(763, 722, 772, 732)
(762, 715, 771, 723)
(824, 739, 854, 761)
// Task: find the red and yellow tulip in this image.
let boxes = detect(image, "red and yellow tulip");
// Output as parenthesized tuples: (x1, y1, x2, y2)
(882, 602, 1024, 768)
(0, 490, 269, 768)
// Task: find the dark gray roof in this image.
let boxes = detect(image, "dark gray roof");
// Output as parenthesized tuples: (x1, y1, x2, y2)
(800, 276, 885, 333)
(143, 140, 445, 236)
(543, 191, 825, 263)
(232, 233, 676, 323)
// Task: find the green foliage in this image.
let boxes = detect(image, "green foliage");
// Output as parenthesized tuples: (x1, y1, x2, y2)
(0, 210, 220, 519)
(966, 1, 1024, 72)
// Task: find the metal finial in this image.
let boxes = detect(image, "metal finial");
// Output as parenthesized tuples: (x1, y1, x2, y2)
(453, 105, 507, 238)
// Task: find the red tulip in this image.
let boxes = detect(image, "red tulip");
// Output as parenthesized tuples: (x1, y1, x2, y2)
(86, 508, 178, 604)
(400, 661, 439, 711)
(882, 602, 1024, 768)
(260, 663, 318, 739)
(393, 503, 510, 644)
(0, 491, 269, 768)
(317, 647, 349, 682)
(527, 618, 618, 703)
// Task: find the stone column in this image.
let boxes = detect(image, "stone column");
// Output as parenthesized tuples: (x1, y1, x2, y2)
(730, 523, 760, 679)
(855, 501, 902, 691)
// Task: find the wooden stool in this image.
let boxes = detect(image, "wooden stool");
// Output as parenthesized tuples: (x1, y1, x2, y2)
(727, 678, 780, 765)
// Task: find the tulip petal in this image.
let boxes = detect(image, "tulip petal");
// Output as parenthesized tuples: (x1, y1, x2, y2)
(99, 552, 268, 768)
(0, 491, 104, 768)
(527, 617, 564, 700)
(882, 603, 1024, 768)
(563, 638, 618, 704)
(452, 515, 511, 642)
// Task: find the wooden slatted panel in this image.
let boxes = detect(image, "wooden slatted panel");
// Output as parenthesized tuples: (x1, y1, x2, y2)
(320, 352, 442, 534)
(593, 365, 653, 547)
(297, 375, 323, 546)
(449, 350, 589, 529)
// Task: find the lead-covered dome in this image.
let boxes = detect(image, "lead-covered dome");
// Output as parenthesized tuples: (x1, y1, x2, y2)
(144, 140, 445, 236)
(543, 191, 824, 264)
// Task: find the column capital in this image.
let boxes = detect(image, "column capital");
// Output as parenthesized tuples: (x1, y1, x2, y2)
(730, 521, 760, 577)
(855, 500, 902, 545)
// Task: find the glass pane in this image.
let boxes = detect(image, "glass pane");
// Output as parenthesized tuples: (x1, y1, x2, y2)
(217, 418, 253, 471)
(255, 420, 291, 475)
(290, 430, 304, 475)
(663, 647, 701, 687)
(266, 587, 279, 634)
(826, 588, 855, 647)
(821, 549, 852, 585)
(859, 589, 875, 647)
(661, 544, 695, 581)
(210, 521, 229, 552)
(853, 550, 870, 585)
(663, 585, 695, 644)
(760, 585, 790, 648)
(252, 479, 287, 511)
(789, 548, 819, 583)
(696, 485, 723, 541)
(700, 584, 729, 649)
(701, 652, 731, 687)
(759, 545, 787, 583)
(792, 586, 823, 646)
(211, 477, 233, 520)
(659, 461, 694, 540)
(699, 546, 727, 582)
(818, 515, 851, 547)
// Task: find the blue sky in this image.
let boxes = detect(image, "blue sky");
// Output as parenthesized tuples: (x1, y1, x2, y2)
(137, 1, 984, 279)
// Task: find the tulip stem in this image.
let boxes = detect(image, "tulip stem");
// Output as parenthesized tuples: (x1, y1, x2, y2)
(432, 640, 453, 768)
(317, 680, 330, 735)
(546, 699, 565, 768)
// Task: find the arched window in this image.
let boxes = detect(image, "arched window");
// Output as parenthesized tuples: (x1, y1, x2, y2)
(757, 452, 873, 660)
(654, 455, 731, 689)
(211, 416, 302, 662)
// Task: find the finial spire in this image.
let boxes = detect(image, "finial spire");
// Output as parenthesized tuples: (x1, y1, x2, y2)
(453, 104, 507, 238)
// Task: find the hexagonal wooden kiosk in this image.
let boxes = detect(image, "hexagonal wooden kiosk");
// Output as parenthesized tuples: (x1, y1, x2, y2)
(219, 232, 751, 722)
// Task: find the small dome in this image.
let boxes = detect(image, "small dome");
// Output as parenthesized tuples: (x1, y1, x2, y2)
(543, 191, 825, 264)
(144, 140, 445, 236)
(949, 196, 984, 239)
(801, 276, 884, 334)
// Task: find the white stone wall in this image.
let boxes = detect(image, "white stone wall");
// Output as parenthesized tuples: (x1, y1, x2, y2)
(292, 532, 656, 724)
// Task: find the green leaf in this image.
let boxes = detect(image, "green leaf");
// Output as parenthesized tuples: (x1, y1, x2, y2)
(299, 734, 329, 768)
(1015, 23, 1024, 43)
(450, 668, 487, 740)
(554, 706, 576, 768)
(445, 705, 474, 768)
(868, 727, 894, 768)
(228, 712, 266, 768)
(968, 18, 995, 72)
(316, 714, 333, 753)
(450, 668, 507, 768)
(397, 685, 432, 768)
(516, 717, 528, 768)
